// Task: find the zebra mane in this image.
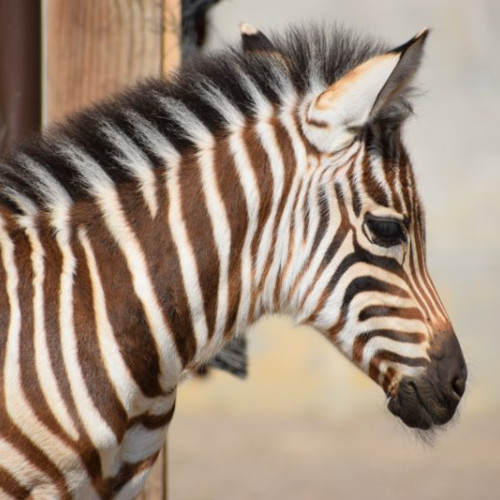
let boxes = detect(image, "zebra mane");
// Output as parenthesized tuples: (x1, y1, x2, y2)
(0, 24, 414, 217)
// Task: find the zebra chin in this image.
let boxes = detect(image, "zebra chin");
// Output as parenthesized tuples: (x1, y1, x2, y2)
(386, 330, 467, 430)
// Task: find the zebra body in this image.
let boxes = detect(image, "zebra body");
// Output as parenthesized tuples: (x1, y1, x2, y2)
(0, 24, 466, 497)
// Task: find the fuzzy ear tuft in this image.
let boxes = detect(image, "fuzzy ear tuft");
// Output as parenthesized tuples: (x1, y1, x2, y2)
(240, 23, 291, 72)
(240, 23, 277, 53)
(305, 29, 429, 152)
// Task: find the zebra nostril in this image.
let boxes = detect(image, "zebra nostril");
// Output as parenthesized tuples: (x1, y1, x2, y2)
(451, 375, 466, 399)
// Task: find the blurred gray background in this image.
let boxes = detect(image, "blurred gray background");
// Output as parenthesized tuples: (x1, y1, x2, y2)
(170, 1, 500, 498)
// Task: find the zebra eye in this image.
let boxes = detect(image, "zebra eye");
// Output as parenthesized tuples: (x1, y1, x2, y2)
(365, 216, 406, 247)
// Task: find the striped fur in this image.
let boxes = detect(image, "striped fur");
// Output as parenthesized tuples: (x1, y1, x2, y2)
(0, 25, 464, 497)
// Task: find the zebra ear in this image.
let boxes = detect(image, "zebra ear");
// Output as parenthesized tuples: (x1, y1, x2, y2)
(240, 23, 291, 70)
(306, 29, 429, 151)
(240, 23, 277, 53)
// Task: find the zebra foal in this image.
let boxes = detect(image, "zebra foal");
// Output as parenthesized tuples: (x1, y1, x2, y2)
(0, 23, 466, 498)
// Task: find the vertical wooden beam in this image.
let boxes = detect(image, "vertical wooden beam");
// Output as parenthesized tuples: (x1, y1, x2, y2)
(0, 0, 41, 156)
(44, 0, 163, 123)
(162, 0, 182, 77)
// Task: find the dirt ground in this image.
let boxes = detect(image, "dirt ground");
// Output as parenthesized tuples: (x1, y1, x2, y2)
(161, 412, 499, 500)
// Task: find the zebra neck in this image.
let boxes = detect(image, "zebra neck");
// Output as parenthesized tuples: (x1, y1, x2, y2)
(166, 112, 312, 368)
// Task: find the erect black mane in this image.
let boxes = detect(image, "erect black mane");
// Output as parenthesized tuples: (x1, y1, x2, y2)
(0, 24, 412, 213)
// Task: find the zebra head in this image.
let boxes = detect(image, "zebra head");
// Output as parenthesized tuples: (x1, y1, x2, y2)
(302, 29, 467, 430)
(243, 26, 467, 430)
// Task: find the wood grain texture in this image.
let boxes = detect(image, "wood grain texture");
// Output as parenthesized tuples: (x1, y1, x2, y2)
(45, 0, 163, 123)
(162, 0, 181, 76)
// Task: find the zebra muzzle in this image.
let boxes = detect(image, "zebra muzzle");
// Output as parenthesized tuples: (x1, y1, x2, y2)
(387, 329, 467, 430)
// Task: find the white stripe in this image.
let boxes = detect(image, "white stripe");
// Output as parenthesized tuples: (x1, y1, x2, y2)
(125, 116, 210, 352)
(361, 337, 428, 372)
(155, 95, 213, 148)
(59, 142, 181, 387)
(261, 103, 308, 311)
(125, 111, 181, 165)
(368, 151, 393, 205)
(167, 156, 209, 350)
(100, 121, 159, 217)
(276, 104, 311, 304)
(119, 425, 166, 463)
(229, 130, 260, 333)
(0, 437, 50, 491)
(234, 66, 272, 118)
(26, 223, 80, 441)
(282, 167, 328, 296)
(299, 234, 354, 326)
(195, 81, 245, 132)
(0, 216, 88, 488)
(253, 119, 285, 288)
(78, 228, 174, 417)
(262, 172, 300, 310)
(114, 467, 153, 500)
(0, 488, 15, 500)
(292, 175, 342, 314)
(155, 97, 233, 347)
(198, 148, 232, 341)
(357, 315, 427, 337)
(16, 154, 73, 229)
(54, 218, 118, 474)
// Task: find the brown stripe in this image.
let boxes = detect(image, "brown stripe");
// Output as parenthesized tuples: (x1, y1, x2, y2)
(180, 153, 219, 338)
(293, 109, 322, 157)
(358, 305, 424, 322)
(353, 329, 427, 365)
(72, 232, 128, 440)
(0, 465, 30, 498)
(274, 179, 302, 309)
(304, 115, 330, 129)
(0, 225, 70, 495)
(38, 215, 103, 481)
(282, 171, 322, 305)
(212, 137, 247, 338)
(411, 200, 445, 319)
(142, 171, 198, 366)
(115, 176, 198, 368)
(16, 224, 81, 449)
(347, 160, 362, 216)
(79, 207, 165, 398)
(126, 403, 175, 431)
(98, 451, 159, 497)
(245, 123, 274, 269)
(373, 350, 429, 368)
(254, 114, 297, 310)
(361, 151, 389, 207)
(382, 367, 396, 393)
(303, 183, 352, 320)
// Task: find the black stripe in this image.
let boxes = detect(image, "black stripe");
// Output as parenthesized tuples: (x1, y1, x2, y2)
(357, 329, 425, 345)
(359, 305, 423, 322)
(374, 349, 429, 367)
(342, 276, 410, 313)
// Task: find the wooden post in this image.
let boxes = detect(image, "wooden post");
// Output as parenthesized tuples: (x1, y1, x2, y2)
(42, 1, 182, 498)
(0, 0, 41, 155)
(44, 0, 164, 122)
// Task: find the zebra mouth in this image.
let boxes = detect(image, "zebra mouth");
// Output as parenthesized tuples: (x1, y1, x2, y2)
(387, 376, 459, 430)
